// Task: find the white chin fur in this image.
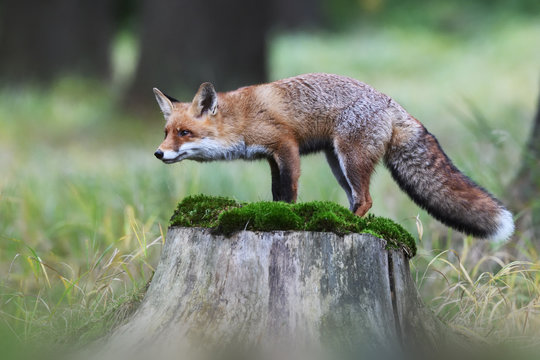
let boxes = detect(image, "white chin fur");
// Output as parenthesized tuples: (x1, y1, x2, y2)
(162, 150, 181, 160)
(488, 208, 515, 244)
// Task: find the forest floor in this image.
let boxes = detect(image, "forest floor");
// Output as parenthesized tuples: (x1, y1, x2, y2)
(1, 14, 540, 357)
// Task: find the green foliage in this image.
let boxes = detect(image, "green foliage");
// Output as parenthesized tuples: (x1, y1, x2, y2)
(169, 194, 416, 256)
(320, 0, 540, 30)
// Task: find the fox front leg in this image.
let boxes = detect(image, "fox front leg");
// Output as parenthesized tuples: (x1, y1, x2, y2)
(268, 158, 282, 201)
(270, 143, 300, 203)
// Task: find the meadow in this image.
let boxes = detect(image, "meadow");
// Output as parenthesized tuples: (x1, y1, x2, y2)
(1, 15, 540, 354)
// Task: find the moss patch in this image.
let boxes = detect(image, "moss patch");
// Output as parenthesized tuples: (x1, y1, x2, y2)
(169, 194, 238, 228)
(170, 194, 416, 256)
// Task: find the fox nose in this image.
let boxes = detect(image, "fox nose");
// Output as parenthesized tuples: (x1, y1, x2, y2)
(154, 149, 164, 159)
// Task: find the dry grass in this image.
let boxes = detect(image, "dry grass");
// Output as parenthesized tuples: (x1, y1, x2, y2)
(413, 236, 540, 345)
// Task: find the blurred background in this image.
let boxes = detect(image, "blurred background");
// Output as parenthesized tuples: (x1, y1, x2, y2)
(1, 0, 540, 355)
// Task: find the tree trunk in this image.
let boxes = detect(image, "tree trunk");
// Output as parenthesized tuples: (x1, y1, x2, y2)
(97, 228, 448, 359)
(128, 0, 269, 107)
(0, 0, 113, 83)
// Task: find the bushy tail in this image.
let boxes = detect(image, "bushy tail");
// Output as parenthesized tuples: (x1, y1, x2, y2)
(384, 122, 514, 243)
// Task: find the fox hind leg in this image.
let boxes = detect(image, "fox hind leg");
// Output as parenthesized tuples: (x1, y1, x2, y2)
(325, 149, 354, 207)
(332, 141, 377, 217)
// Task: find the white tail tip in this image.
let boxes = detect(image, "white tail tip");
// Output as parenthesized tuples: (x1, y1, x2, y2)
(489, 208, 515, 244)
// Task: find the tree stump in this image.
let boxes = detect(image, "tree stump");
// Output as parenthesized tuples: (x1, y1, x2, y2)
(99, 227, 448, 359)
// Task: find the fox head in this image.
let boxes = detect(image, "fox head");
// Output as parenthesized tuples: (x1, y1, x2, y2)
(153, 83, 221, 163)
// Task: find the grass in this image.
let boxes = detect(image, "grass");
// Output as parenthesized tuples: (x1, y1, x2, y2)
(1, 12, 540, 355)
(413, 237, 540, 345)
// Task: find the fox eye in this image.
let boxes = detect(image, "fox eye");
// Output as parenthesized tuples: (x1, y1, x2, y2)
(179, 130, 191, 137)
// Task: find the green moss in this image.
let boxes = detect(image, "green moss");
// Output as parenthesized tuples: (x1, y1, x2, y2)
(364, 214, 416, 256)
(217, 202, 303, 235)
(170, 194, 239, 228)
(293, 201, 366, 234)
(170, 194, 416, 256)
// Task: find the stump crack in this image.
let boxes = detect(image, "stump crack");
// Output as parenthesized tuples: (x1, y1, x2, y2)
(387, 251, 403, 344)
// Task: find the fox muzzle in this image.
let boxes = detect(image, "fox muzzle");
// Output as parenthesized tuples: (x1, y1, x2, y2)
(154, 149, 164, 159)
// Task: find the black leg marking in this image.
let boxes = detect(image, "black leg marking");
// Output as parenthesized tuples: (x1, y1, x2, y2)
(278, 165, 295, 203)
(271, 142, 300, 204)
(268, 158, 282, 201)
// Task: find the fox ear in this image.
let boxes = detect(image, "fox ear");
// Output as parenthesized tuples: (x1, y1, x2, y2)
(192, 82, 218, 117)
(153, 88, 178, 119)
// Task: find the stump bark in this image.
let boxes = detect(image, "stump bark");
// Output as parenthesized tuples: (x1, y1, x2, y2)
(101, 228, 447, 359)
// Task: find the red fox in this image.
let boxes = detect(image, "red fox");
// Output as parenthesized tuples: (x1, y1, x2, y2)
(153, 73, 514, 242)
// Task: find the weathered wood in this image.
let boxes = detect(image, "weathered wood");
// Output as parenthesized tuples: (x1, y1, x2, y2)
(389, 250, 448, 349)
(99, 228, 446, 359)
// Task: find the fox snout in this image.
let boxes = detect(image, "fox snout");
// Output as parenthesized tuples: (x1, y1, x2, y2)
(154, 147, 185, 163)
(154, 149, 164, 159)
